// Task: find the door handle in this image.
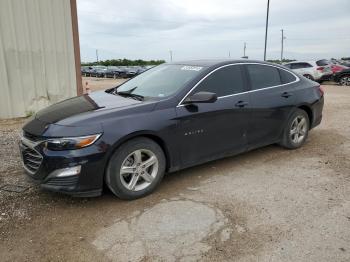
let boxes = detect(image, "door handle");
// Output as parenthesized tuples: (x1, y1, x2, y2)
(235, 101, 249, 107)
(281, 92, 293, 98)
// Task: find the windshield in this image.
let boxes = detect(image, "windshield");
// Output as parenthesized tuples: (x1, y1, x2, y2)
(117, 64, 204, 98)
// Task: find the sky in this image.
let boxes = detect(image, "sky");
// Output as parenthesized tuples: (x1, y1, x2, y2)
(77, 0, 350, 62)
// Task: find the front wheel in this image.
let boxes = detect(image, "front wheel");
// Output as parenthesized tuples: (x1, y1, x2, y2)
(106, 137, 166, 200)
(279, 109, 310, 149)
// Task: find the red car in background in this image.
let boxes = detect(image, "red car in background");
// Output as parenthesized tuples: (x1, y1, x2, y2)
(330, 63, 348, 74)
(317, 59, 349, 74)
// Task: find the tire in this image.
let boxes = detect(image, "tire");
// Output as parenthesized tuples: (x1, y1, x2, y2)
(105, 137, 166, 200)
(279, 109, 310, 149)
(339, 75, 350, 86)
(303, 74, 314, 81)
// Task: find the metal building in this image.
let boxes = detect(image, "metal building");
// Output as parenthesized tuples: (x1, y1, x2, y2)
(0, 0, 82, 119)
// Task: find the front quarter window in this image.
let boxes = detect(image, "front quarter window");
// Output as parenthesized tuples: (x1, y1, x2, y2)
(116, 64, 204, 98)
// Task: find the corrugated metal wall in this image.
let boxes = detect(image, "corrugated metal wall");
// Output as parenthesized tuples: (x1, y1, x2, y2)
(0, 0, 77, 119)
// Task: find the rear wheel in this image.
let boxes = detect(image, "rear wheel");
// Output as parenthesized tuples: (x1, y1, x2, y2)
(106, 137, 166, 200)
(303, 74, 314, 81)
(339, 75, 350, 86)
(279, 109, 310, 149)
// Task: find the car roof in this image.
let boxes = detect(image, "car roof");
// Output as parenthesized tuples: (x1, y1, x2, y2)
(168, 59, 281, 68)
(286, 61, 316, 64)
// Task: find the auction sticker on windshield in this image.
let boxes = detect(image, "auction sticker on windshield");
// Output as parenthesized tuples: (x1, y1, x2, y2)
(181, 66, 203, 71)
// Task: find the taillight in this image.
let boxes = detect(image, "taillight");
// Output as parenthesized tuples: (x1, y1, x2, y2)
(317, 85, 324, 96)
(316, 67, 324, 71)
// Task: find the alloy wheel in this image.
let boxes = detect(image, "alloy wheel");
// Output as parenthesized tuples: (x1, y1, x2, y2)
(339, 76, 350, 86)
(290, 116, 308, 144)
(119, 149, 159, 191)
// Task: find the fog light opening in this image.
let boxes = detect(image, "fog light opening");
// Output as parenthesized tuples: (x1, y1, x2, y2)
(51, 166, 81, 178)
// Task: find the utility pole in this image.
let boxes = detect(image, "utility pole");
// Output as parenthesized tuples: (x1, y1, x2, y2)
(280, 29, 286, 62)
(263, 0, 270, 61)
(242, 42, 248, 59)
(96, 49, 99, 62)
(169, 50, 173, 62)
(228, 51, 231, 58)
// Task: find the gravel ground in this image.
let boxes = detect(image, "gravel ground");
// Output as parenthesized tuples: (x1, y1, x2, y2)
(82, 76, 127, 92)
(0, 83, 349, 261)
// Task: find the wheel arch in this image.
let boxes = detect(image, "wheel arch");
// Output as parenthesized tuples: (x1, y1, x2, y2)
(298, 105, 313, 126)
(106, 131, 172, 173)
(338, 73, 350, 82)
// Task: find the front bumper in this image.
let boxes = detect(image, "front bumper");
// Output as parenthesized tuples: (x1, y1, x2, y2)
(19, 136, 107, 197)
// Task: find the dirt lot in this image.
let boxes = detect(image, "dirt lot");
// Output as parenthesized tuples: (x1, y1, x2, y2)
(81, 76, 127, 92)
(0, 81, 349, 262)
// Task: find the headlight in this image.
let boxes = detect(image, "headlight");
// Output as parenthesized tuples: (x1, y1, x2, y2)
(45, 134, 102, 151)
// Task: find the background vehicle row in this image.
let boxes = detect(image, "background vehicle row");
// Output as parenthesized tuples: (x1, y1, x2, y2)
(81, 65, 154, 78)
(283, 59, 349, 84)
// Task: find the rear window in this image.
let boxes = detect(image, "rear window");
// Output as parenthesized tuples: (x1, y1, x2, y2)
(291, 63, 312, 69)
(246, 64, 281, 90)
(316, 59, 330, 66)
(279, 69, 297, 84)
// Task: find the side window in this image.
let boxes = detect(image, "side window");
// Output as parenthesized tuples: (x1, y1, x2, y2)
(192, 65, 245, 97)
(246, 64, 281, 90)
(279, 69, 297, 84)
(290, 63, 298, 69)
(301, 63, 313, 68)
(291, 63, 302, 69)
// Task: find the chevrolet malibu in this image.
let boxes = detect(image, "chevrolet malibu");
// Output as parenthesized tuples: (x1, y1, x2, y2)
(20, 60, 324, 199)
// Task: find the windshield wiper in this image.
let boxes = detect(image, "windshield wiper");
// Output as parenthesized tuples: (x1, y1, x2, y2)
(117, 91, 144, 101)
(116, 86, 143, 100)
(116, 86, 137, 94)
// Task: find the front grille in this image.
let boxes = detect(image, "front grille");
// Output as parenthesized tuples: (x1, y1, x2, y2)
(20, 142, 43, 174)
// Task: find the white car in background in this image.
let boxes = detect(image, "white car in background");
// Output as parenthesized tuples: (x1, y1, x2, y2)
(283, 60, 333, 82)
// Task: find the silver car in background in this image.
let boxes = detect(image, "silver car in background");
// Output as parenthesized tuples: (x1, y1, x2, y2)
(284, 60, 332, 82)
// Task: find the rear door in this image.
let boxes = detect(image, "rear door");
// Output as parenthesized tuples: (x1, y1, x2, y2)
(176, 64, 251, 166)
(244, 64, 298, 149)
(290, 63, 312, 76)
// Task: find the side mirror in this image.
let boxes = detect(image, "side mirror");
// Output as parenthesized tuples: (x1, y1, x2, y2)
(183, 91, 217, 104)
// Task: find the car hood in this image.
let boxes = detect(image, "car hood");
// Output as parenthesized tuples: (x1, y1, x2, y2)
(35, 90, 142, 124)
(23, 90, 157, 137)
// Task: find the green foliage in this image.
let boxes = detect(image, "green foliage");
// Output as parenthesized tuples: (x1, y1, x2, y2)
(82, 58, 166, 67)
(25, 110, 35, 117)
